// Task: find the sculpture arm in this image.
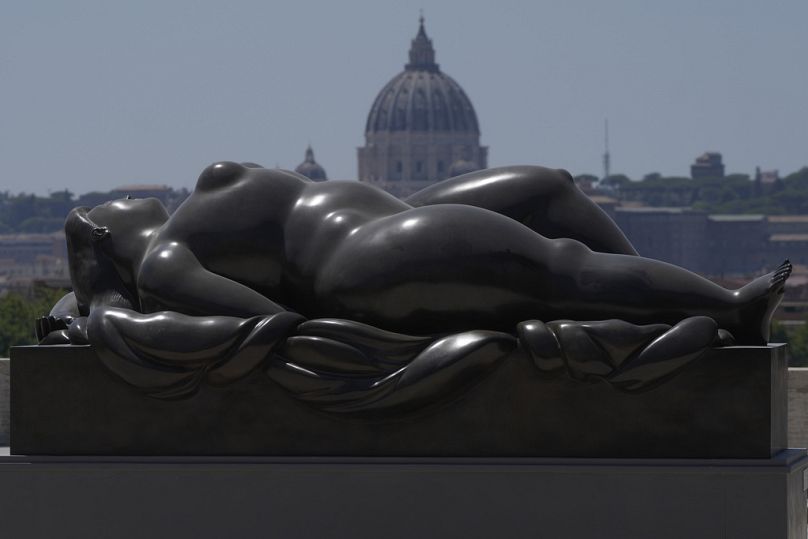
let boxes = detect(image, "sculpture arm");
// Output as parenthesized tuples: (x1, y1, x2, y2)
(137, 241, 287, 318)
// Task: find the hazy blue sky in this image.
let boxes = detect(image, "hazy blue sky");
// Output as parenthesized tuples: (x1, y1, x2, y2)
(2, 0, 806, 194)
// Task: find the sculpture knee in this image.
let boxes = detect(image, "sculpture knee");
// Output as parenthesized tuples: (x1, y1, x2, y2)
(549, 238, 592, 271)
(546, 168, 576, 197)
(513, 166, 577, 200)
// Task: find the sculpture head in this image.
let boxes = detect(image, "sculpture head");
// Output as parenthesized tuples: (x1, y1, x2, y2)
(87, 197, 169, 265)
(65, 198, 169, 314)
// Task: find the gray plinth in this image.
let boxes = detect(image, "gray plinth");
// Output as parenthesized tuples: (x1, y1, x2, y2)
(10, 344, 787, 458)
(0, 449, 806, 539)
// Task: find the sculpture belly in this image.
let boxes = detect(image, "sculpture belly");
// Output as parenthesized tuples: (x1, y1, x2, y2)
(313, 205, 555, 333)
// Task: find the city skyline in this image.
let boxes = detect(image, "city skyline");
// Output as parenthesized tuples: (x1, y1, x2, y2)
(2, 0, 806, 195)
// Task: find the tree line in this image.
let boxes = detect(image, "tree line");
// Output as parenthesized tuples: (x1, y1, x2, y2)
(2, 167, 808, 236)
(578, 166, 808, 214)
(0, 188, 189, 234)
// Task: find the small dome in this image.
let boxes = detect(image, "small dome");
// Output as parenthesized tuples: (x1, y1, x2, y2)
(295, 146, 328, 181)
(365, 18, 480, 135)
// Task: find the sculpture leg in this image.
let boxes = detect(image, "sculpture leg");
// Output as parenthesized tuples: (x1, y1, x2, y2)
(319, 205, 787, 343)
(405, 165, 638, 255)
(546, 239, 790, 344)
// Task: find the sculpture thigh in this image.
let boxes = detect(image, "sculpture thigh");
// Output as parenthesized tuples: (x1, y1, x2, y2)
(313, 204, 739, 335)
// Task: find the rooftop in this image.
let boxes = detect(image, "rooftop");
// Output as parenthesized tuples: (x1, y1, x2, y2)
(616, 206, 697, 214)
(708, 214, 766, 222)
(769, 215, 808, 223)
(770, 234, 808, 242)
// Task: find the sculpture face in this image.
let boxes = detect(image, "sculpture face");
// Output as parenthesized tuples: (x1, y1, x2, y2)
(64, 198, 169, 312)
(42, 163, 790, 410)
(89, 198, 168, 270)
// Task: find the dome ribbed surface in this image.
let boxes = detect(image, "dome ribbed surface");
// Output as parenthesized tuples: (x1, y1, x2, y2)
(364, 18, 479, 135)
(365, 71, 479, 134)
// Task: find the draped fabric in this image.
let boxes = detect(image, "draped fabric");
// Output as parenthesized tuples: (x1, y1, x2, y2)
(84, 307, 726, 414)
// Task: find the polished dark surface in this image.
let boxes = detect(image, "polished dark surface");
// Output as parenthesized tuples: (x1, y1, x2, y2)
(10, 344, 787, 457)
(36, 162, 791, 408)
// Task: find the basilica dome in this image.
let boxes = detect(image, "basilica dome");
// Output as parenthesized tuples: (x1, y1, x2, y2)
(357, 17, 487, 197)
(365, 23, 480, 134)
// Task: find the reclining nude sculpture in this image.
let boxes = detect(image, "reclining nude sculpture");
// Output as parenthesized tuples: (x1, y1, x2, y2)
(36, 162, 791, 412)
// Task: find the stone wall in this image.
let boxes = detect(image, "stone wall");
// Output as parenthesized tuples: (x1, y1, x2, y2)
(1, 360, 808, 450)
(0, 359, 8, 445)
(788, 368, 808, 449)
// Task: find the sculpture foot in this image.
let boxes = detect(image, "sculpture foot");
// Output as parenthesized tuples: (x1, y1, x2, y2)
(733, 260, 791, 345)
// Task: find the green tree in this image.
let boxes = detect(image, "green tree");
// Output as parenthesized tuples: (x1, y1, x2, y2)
(0, 285, 67, 357)
(772, 320, 808, 367)
(790, 324, 808, 367)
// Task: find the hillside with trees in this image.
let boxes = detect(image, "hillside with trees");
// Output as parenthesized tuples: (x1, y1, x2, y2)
(0, 188, 189, 234)
(594, 167, 808, 214)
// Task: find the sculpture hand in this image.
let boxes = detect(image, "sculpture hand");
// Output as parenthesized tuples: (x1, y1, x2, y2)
(35, 315, 71, 341)
(35, 315, 73, 344)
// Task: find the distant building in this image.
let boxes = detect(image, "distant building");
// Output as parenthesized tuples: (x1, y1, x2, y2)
(760, 169, 780, 185)
(769, 235, 808, 268)
(690, 152, 725, 179)
(295, 146, 328, 181)
(754, 167, 781, 195)
(589, 195, 619, 218)
(0, 233, 69, 293)
(610, 204, 806, 277)
(705, 215, 769, 275)
(614, 207, 709, 273)
(766, 217, 808, 268)
(358, 17, 487, 197)
(768, 215, 808, 235)
(0, 233, 66, 264)
(619, 182, 695, 206)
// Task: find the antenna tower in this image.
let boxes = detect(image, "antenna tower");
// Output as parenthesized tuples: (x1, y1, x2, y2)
(602, 119, 611, 180)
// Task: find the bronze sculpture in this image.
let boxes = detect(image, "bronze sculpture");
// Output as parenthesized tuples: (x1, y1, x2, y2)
(37, 162, 791, 411)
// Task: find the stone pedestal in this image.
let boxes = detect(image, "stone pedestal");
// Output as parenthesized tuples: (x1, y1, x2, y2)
(0, 450, 805, 539)
(10, 344, 787, 458)
(5, 343, 805, 537)
(0, 358, 8, 445)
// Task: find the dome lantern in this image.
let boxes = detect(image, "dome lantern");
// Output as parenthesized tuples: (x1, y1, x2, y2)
(406, 15, 438, 72)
